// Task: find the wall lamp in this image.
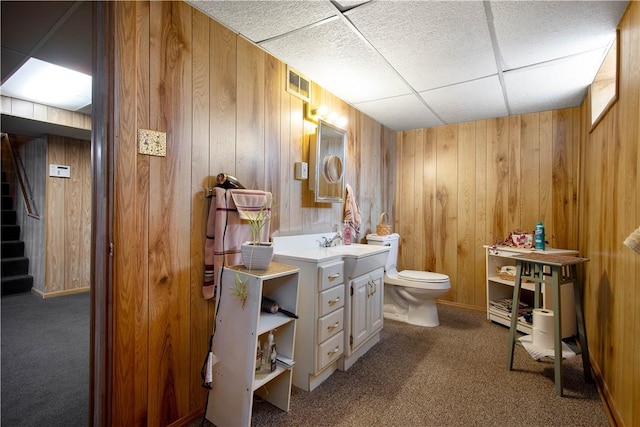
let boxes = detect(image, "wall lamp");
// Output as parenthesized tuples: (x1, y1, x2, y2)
(304, 102, 348, 128)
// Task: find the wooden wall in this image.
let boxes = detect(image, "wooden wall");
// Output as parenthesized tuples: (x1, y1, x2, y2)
(45, 135, 92, 294)
(109, 2, 394, 425)
(1, 95, 92, 133)
(12, 134, 47, 293)
(3, 133, 90, 296)
(396, 110, 580, 308)
(578, 3, 640, 426)
(108, 1, 638, 425)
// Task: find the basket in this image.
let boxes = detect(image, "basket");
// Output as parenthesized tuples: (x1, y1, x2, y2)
(376, 212, 392, 236)
(495, 266, 530, 283)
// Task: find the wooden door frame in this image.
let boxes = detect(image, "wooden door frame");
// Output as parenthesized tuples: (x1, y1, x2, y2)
(90, 1, 113, 425)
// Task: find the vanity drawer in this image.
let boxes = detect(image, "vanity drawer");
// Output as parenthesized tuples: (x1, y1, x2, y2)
(318, 284, 344, 317)
(317, 331, 344, 372)
(317, 307, 344, 343)
(318, 262, 344, 291)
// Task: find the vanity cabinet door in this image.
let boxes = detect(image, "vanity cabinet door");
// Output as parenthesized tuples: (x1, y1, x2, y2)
(350, 274, 370, 350)
(369, 270, 384, 333)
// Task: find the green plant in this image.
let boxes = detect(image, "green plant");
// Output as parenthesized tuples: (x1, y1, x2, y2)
(232, 273, 248, 308)
(244, 197, 273, 245)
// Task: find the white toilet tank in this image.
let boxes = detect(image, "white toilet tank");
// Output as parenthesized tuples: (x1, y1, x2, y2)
(366, 233, 400, 271)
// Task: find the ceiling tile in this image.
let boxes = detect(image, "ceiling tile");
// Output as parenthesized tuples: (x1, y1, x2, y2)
(420, 76, 508, 124)
(187, 0, 337, 42)
(354, 94, 444, 131)
(346, 1, 498, 92)
(260, 18, 411, 104)
(504, 48, 607, 115)
(491, 0, 627, 70)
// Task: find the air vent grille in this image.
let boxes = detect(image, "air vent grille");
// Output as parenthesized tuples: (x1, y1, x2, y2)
(287, 66, 311, 102)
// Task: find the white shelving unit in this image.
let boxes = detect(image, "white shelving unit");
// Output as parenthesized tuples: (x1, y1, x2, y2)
(205, 263, 299, 427)
(485, 245, 577, 338)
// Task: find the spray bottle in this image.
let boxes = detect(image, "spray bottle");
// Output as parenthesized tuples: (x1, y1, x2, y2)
(534, 222, 546, 250)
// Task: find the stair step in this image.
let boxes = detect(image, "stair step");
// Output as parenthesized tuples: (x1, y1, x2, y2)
(1, 182, 9, 196)
(1, 257, 30, 276)
(2, 195, 13, 210)
(1, 274, 34, 296)
(1, 209, 17, 225)
(1, 240, 25, 257)
(1, 224, 20, 241)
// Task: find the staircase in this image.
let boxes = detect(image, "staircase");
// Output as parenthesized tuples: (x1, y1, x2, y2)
(1, 170, 33, 296)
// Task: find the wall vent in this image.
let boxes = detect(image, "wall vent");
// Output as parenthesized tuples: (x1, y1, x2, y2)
(286, 66, 311, 102)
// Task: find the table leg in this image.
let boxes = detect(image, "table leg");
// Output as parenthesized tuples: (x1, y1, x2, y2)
(532, 262, 542, 309)
(572, 265, 593, 383)
(552, 267, 563, 396)
(507, 261, 523, 370)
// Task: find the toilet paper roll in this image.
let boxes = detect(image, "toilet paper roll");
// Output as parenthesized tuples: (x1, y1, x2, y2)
(532, 308, 555, 350)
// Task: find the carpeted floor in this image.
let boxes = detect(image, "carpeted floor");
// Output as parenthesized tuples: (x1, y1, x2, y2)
(1, 291, 89, 427)
(194, 303, 608, 427)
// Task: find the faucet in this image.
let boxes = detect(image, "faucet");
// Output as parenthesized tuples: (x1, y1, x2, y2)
(320, 232, 342, 247)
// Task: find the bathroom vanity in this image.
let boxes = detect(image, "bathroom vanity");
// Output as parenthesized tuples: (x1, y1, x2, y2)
(273, 234, 389, 391)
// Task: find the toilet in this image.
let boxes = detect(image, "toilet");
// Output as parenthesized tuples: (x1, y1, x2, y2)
(366, 233, 451, 327)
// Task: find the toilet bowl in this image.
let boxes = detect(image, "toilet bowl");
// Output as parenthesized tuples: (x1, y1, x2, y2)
(367, 233, 451, 327)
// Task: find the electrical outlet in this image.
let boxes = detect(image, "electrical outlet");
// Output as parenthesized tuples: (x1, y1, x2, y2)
(138, 129, 166, 157)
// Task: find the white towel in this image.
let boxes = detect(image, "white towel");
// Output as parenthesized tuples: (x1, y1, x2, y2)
(344, 183, 361, 234)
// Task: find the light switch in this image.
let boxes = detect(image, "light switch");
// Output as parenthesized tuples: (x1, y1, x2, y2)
(294, 162, 308, 180)
(138, 129, 166, 157)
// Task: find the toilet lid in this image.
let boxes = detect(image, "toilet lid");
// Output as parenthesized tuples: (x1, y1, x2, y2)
(398, 270, 450, 283)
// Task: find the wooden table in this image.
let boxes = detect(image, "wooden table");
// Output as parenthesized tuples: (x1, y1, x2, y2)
(506, 252, 592, 396)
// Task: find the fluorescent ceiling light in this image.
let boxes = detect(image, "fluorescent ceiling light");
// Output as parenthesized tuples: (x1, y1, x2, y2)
(0, 58, 91, 112)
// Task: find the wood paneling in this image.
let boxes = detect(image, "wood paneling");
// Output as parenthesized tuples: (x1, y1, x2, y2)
(397, 110, 580, 308)
(109, 2, 394, 425)
(44, 135, 91, 294)
(578, 3, 640, 426)
(10, 135, 47, 293)
(0, 96, 91, 131)
(108, 2, 639, 426)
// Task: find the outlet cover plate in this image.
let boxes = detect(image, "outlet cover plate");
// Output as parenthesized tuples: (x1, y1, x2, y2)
(138, 129, 166, 156)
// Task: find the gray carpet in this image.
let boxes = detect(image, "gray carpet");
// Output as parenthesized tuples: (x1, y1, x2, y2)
(1, 291, 89, 427)
(196, 304, 608, 427)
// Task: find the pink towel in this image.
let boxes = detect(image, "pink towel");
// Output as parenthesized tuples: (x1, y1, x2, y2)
(203, 188, 272, 299)
(344, 183, 361, 235)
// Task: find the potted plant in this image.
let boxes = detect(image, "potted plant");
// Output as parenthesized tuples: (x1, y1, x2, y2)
(240, 197, 274, 270)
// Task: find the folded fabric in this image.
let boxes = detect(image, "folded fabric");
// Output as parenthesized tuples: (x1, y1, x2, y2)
(230, 191, 270, 220)
(203, 188, 272, 299)
(344, 183, 361, 234)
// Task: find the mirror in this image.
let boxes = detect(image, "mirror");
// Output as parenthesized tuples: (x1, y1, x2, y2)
(309, 120, 346, 203)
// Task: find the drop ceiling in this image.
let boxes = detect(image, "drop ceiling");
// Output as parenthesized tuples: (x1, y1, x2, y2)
(0, 1, 629, 135)
(188, 0, 628, 131)
(1, 1, 92, 140)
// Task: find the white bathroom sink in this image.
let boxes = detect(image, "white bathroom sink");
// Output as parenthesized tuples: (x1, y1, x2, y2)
(273, 235, 388, 278)
(326, 244, 381, 256)
(328, 244, 389, 278)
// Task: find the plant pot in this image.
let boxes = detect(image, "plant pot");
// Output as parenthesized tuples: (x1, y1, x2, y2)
(241, 242, 274, 270)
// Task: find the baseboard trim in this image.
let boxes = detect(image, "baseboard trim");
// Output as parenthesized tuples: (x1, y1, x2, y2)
(590, 357, 622, 427)
(169, 407, 205, 427)
(436, 299, 486, 313)
(32, 287, 90, 299)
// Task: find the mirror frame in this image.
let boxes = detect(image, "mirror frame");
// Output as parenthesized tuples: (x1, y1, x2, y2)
(309, 120, 346, 203)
